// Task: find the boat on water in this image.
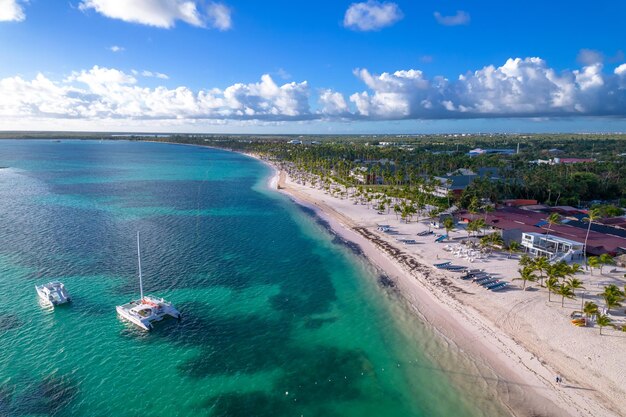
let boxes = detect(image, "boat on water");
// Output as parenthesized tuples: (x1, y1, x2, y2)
(35, 281, 71, 306)
(116, 233, 181, 331)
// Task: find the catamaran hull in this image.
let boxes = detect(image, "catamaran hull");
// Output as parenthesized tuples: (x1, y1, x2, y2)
(116, 306, 153, 331)
(116, 304, 180, 331)
(35, 285, 71, 307)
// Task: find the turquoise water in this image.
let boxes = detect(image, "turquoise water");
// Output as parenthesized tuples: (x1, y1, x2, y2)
(0, 140, 503, 417)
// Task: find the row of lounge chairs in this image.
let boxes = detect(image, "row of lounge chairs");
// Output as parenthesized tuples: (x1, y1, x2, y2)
(461, 270, 508, 291)
(433, 261, 467, 272)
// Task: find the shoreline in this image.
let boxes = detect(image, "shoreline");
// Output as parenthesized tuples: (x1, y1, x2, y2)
(245, 154, 622, 417)
(140, 141, 623, 417)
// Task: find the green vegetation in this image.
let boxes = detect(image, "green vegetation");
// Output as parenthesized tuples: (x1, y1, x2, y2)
(515, 266, 537, 291)
(596, 314, 613, 335)
(40, 132, 621, 209)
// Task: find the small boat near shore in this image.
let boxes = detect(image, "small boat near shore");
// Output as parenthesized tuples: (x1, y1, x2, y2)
(35, 281, 71, 307)
(116, 233, 180, 331)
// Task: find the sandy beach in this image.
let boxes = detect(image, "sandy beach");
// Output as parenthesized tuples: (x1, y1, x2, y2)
(258, 157, 626, 417)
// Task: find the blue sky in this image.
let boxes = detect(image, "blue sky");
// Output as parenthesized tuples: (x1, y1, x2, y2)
(1, 0, 625, 133)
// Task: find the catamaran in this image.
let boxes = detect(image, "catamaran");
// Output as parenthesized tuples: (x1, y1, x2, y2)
(35, 281, 71, 306)
(116, 233, 181, 331)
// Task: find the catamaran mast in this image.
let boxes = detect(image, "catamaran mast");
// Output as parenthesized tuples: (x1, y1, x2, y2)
(137, 231, 144, 300)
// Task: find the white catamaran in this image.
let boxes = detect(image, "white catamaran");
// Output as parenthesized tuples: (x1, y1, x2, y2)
(116, 233, 181, 331)
(35, 281, 71, 307)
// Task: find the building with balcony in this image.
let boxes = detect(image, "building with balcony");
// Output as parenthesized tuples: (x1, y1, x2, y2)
(521, 232, 584, 262)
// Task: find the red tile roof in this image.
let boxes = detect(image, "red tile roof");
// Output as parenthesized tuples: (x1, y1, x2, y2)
(462, 207, 626, 255)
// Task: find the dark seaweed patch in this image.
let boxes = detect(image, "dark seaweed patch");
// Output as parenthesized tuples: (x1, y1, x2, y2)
(296, 203, 365, 258)
(0, 374, 78, 417)
(0, 314, 22, 332)
(378, 275, 396, 289)
(203, 347, 373, 417)
(205, 391, 293, 417)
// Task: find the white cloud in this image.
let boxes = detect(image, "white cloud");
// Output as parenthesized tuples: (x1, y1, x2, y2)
(2, 59, 626, 128)
(108, 45, 125, 52)
(206, 2, 231, 31)
(319, 89, 349, 115)
(615, 63, 626, 76)
(577, 49, 603, 65)
(344, 1, 403, 31)
(433, 10, 470, 26)
(349, 58, 626, 118)
(79, 0, 232, 30)
(140, 70, 169, 79)
(0, 0, 25, 22)
(0, 66, 310, 121)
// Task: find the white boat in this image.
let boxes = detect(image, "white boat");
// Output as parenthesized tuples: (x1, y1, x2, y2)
(35, 281, 71, 306)
(116, 233, 181, 331)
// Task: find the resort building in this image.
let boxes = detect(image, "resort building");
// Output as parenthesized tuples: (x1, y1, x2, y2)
(431, 167, 500, 197)
(460, 207, 626, 256)
(521, 232, 584, 262)
(349, 166, 382, 185)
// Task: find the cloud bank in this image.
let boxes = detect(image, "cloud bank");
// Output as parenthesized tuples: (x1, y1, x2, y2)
(344, 1, 403, 31)
(78, 0, 232, 30)
(0, 0, 25, 21)
(2, 58, 626, 127)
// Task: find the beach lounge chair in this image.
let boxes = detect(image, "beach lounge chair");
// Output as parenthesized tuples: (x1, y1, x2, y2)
(433, 261, 451, 268)
(474, 277, 493, 284)
(485, 281, 505, 289)
(446, 266, 467, 271)
(490, 282, 508, 291)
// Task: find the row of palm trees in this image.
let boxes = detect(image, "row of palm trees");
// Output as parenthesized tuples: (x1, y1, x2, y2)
(582, 284, 626, 335)
(517, 256, 583, 302)
(281, 160, 453, 227)
(587, 254, 616, 275)
(516, 255, 626, 334)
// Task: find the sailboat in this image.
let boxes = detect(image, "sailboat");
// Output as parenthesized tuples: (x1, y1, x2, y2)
(116, 232, 181, 331)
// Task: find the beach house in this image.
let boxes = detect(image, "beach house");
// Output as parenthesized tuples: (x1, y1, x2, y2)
(520, 232, 584, 262)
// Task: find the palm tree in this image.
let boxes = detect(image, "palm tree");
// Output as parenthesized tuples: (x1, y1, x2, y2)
(442, 216, 454, 239)
(598, 254, 615, 275)
(602, 293, 623, 315)
(507, 241, 521, 259)
(587, 256, 600, 275)
(515, 266, 538, 290)
(582, 208, 601, 269)
(466, 220, 478, 238)
(485, 232, 504, 249)
(545, 212, 561, 238)
(568, 263, 582, 275)
(519, 254, 533, 268)
(546, 276, 560, 302)
(469, 218, 486, 237)
(583, 301, 598, 318)
(393, 203, 401, 220)
(534, 257, 550, 287)
(596, 314, 612, 335)
(556, 284, 576, 307)
(565, 277, 585, 300)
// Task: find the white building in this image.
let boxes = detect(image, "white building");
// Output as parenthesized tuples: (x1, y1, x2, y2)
(521, 232, 584, 262)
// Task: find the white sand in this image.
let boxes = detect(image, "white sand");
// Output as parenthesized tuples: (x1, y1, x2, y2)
(260, 160, 626, 417)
